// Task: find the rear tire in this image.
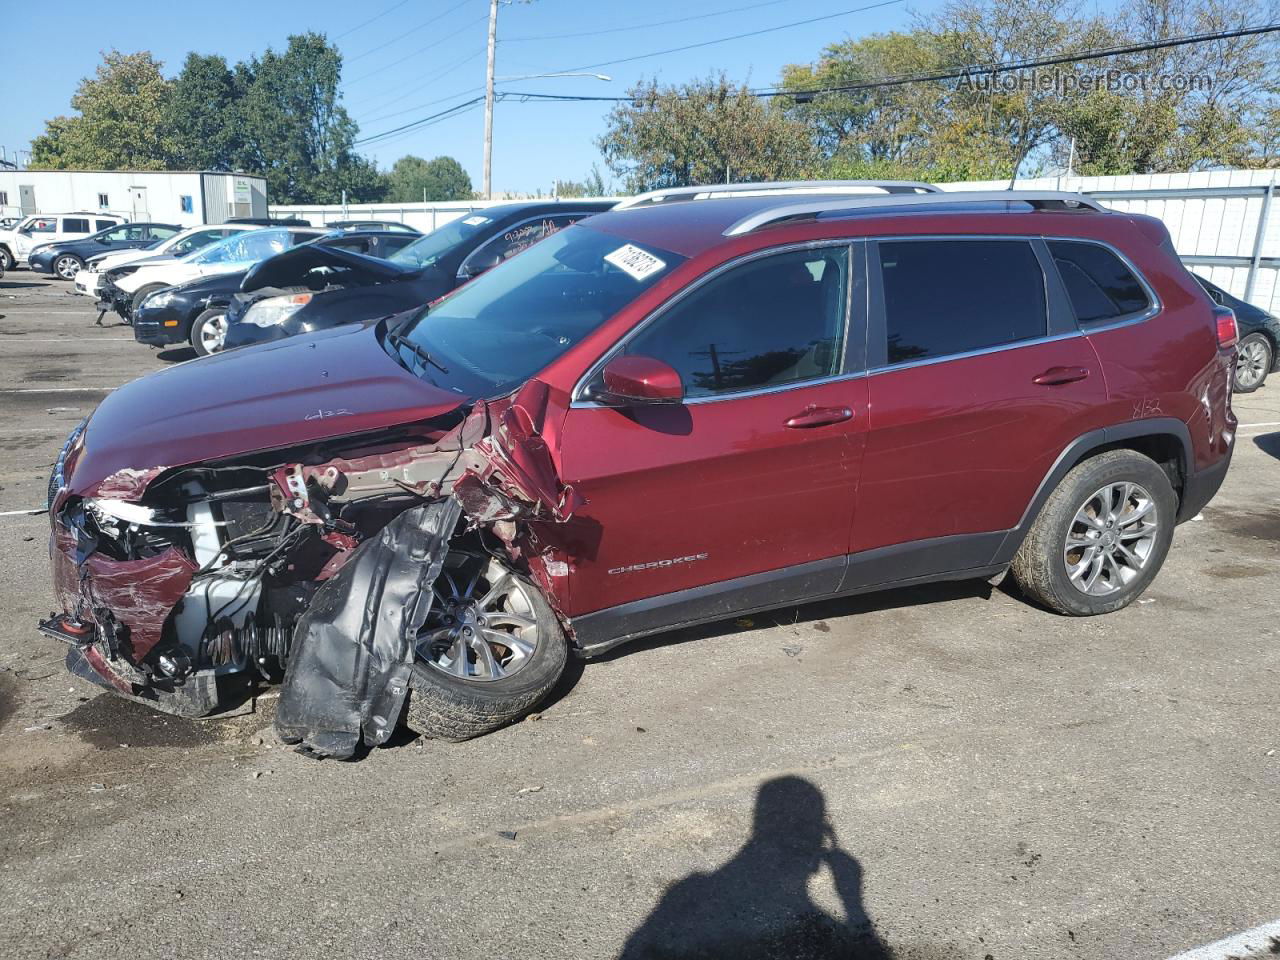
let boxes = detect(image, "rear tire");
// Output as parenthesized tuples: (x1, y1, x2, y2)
(1011, 450, 1176, 616)
(1233, 332, 1272, 393)
(0, 247, 13, 272)
(404, 553, 568, 742)
(191, 308, 228, 357)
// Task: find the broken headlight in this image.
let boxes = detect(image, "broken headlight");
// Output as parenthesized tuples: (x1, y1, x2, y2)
(48, 418, 88, 508)
(241, 293, 313, 327)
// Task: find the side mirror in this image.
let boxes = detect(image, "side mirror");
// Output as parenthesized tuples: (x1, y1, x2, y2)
(595, 355, 684, 406)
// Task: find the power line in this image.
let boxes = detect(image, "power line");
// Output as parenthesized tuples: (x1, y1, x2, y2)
(333, 0, 414, 41)
(358, 56, 487, 126)
(346, 0, 474, 64)
(355, 95, 487, 146)
(537, 0, 908, 75)
(345, 12, 489, 85)
(495, 22, 1280, 103)
(502, 0, 801, 42)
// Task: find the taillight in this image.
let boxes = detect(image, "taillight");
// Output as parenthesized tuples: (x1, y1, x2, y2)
(1214, 306, 1238, 348)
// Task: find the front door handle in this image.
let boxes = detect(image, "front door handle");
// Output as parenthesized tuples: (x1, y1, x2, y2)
(1033, 366, 1090, 386)
(785, 405, 854, 429)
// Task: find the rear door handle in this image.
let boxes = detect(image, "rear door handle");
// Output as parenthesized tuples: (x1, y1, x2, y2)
(785, 405, 854, 429)
(1033, 366, 1090, 386)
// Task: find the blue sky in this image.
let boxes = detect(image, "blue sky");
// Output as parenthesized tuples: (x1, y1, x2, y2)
(2, 0, 941, 194)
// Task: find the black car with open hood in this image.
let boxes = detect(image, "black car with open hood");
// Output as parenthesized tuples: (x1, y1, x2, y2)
(222, 200, 615, 352)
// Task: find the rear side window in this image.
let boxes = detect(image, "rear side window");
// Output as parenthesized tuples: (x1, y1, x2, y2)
(62, 218, 90, 233)
(877, 239, 1046, 366)
(1047, 240, 1150, 325)
(624, 246, 849, 398)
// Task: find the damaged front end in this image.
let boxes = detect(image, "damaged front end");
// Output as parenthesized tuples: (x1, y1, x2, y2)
(42, 379, 580, 758)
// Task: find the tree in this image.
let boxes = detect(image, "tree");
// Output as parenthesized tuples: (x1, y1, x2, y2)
(234, 33, 368, 203)
(385, 155, 474, 201)
(598, 75, 818, 192)
(29, 51, 173, 170)
(166, 53, 240, 170)
(555, 164, 609, 197)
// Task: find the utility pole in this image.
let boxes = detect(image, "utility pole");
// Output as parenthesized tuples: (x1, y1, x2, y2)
(482, 0, 499, 200)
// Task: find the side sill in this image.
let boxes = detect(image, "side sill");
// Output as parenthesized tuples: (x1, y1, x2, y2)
(570, 533, 1008, 659)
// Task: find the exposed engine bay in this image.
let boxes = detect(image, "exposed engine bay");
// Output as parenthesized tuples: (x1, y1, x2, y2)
(41, 379, 581, 759)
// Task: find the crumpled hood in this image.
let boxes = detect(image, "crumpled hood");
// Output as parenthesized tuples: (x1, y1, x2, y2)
(243, 243, 414, 292)
(68, 323, 470, 500)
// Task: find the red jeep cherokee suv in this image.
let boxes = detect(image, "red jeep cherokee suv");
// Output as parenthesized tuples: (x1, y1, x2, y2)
(41, 182, 1236, 758)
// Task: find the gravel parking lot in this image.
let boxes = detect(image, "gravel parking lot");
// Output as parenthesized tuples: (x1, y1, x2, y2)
(1, 275, 1277, 960)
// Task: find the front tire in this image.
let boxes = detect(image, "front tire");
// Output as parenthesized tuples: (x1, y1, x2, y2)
(1233, 332, 1272, 393)
(405, 551, 568, 741)
(191, 308, 229, 357)
(0, 247, 14, 272)
(54, 254, 84, 280)
(1011, 450, 1177, 616)
(129, 283, 166, 318)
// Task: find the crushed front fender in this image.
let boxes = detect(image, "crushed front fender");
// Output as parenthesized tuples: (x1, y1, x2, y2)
(273, 498, 462, 759)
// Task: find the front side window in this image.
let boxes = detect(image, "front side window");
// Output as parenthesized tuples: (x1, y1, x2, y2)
(63, 218, 90, 234)
(878, 239, 1047, 366)
(26, 217, 56, 234)
(623, 246, 849, 398)
(95, 219, 117, 232)
(396, 225, 685, 397)
(1047, 240, 1150, 325)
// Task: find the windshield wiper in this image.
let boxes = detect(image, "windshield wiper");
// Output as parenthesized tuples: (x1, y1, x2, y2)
(388, 330, 449, 375)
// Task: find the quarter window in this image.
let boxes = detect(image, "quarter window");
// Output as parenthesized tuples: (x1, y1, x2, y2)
(878, 239, 1046, 366)
(1047, 240, 1150, 325)
(623, 246, 849, 398)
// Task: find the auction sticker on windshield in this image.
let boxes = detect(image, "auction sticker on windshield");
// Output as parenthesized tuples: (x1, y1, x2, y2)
(605, 244, 666, 281)
(462, 216, 489, 226)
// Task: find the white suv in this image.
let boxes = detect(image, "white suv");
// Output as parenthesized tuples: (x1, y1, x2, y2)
(74, 224, 254, 297)
(0, 212, 127, 269)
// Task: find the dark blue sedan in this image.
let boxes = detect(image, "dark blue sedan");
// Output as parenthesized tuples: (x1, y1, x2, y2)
(29, 222, 181, 280)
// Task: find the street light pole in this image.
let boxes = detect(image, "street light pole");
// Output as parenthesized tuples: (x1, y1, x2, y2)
(482, 0, 499, 200)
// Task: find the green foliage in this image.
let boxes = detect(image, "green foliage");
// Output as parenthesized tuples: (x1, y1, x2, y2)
(385, 155, 474, 202)
(598, 75, 818, 192)
(28, 34, 388, 203)
(30, 51, 173, 170)
(554, 164, 609, 197)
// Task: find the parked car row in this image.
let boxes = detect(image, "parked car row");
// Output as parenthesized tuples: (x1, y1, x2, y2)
(39, 180, 1238, 760)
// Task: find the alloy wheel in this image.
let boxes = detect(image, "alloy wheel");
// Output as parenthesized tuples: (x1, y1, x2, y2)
(55, 256, 81, 280)
(416, 554, 540, 682)
(1063, 481, 1159, 596)
(199, 313, 228, 353)
(1235, 336, 1270, 390)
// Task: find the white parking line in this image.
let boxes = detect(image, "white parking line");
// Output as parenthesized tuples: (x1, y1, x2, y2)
(0, 508, 45, 517)
(1163, 918, 1280, 959)
(3, 338, 134, 343)
(0, 387, 114, 394)
(1238, 420, 1280, 429)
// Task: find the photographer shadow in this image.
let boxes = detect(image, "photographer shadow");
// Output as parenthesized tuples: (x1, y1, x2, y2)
(618, 776, 892, 960)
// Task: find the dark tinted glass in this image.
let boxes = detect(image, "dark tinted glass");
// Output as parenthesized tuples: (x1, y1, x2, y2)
(95, 219, 117, 232)
(879, 240, 1046, 365)
(624, 247, 848, 398)
(1047, 240, 1149, 324)
(63, 218, 90, 233)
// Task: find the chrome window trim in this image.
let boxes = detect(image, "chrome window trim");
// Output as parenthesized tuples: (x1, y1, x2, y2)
(867, 329, 1086, 375)
(1042, 236, 1162, 328)
(570, 238, 859, 408)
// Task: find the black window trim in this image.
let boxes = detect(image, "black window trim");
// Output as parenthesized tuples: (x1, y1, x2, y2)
(571, 238, 866, 407)
(1044, 236, 1161, 331)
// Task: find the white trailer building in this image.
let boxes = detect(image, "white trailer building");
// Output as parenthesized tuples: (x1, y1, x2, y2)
(0, 170, 268, 226)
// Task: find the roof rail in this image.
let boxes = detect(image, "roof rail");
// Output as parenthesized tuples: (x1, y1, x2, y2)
(614, 180, 940, 210)
(722, 190, 1108, 236)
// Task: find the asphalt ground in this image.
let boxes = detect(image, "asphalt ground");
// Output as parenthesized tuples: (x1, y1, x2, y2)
(0, 274, 1277, 960)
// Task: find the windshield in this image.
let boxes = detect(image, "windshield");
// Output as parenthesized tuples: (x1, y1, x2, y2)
(391, 225, 685, 397)
(388, 214, 491, 269)
(187, 229, 287, 265)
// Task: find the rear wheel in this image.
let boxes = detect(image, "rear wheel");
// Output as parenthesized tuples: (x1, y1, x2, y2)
(54, 254, 84, 280)
(405, 550, 568, 742)
(0, 247, 13, 272)
(1011, 450, 1176, 616)
(1233, 332, 1272, 393)
(191, 308, 228, 357)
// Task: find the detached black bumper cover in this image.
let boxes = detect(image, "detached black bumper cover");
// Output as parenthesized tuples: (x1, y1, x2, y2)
(274, 498, 462, 759)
